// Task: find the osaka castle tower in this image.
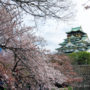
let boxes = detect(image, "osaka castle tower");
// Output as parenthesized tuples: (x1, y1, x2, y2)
(56, 27, 90, 54)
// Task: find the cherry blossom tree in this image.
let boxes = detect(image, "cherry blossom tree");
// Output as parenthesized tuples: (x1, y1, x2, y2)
(0, 0, 73, 19)
(0, 1, 81, 90)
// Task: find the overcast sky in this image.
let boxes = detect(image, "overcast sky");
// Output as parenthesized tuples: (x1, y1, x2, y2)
(24, 0, 90, 52)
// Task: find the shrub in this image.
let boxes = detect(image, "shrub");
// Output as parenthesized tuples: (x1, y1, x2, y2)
(68, 86, 73, 90)
(68, 52, 90, 65)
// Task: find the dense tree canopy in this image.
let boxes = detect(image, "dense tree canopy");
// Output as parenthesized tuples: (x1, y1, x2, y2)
(69, 52, 90, 65)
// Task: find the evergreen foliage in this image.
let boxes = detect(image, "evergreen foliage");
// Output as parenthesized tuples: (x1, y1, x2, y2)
(69, 52, 90, 65)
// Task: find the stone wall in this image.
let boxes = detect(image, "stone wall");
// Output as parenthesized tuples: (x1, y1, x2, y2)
(73, 65, 90, 89)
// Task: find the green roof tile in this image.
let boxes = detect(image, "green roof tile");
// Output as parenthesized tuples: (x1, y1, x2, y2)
(72, 27, 81, 31)
(66, 26, 85, 34)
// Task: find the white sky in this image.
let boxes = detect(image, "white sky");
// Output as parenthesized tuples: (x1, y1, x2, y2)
(24, 0, 90, 52)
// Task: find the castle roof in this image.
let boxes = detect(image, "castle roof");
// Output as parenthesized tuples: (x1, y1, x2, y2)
(66, 27, 85, 34)
(65, 42, 75, 47)
(57, 26, 90, 53)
